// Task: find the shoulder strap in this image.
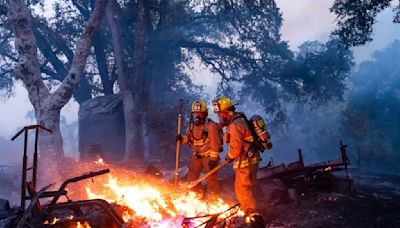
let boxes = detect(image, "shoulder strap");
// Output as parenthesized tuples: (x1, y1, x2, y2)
(232, 112, 245, 123)
(188, 121, 194, 142)
(202, 118, 209, 142)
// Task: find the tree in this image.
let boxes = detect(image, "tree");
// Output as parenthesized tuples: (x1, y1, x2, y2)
(7, 0, 107, 159)
(240, 38, 353, 131)
(99, 0, 293, 160)
(1, 0, 356, 162)
(341, 40, 400, 168)
(331, 0, 399, 47)
(0, 0, 117, 104)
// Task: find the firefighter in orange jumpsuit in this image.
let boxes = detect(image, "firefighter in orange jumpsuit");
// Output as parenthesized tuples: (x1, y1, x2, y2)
(177, 100, 223, 200)
(213, 97, 266, 227)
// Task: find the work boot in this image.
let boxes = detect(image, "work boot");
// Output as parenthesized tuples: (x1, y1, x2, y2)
(245, 213, 266, 228)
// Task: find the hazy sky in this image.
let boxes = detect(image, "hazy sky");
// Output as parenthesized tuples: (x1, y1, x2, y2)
(1, 0, 399, 140)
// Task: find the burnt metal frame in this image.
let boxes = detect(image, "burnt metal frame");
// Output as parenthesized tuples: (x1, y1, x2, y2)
(11, 125, 52, 210)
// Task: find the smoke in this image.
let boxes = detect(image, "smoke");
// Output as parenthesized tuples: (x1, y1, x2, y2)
(0, 136, 24, 206)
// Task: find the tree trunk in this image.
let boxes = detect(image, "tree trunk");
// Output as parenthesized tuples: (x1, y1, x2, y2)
(93, 29, 114, 95)
(36, 107, 63, 160)
(128, 0, 149, 161)
(8, 0, 108, 160)
(106, 0, 146, 161)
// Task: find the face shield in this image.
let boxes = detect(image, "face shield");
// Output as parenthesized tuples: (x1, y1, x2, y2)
(217, 111, 231, 126)
(192, 112, 207, 125)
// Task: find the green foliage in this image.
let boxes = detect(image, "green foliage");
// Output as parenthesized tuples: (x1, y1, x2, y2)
(292, 39, 354, 104)
(0, 0, 356, 158)
(330, 0, 396, 47)
(0, 6, 16, 99)
(241, 38, 354, 130)
(342, 40, 400, 167)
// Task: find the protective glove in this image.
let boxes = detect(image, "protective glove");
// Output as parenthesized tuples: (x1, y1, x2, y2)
(176, 134, 182, 143)
(225, 154, 234, 163)
(208, 159, 219, 170)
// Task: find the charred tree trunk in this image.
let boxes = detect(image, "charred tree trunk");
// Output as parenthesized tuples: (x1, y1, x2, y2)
(8, 0, 108, 160)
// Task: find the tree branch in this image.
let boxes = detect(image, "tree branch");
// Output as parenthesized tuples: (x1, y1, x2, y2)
(50, 0, 108, 109)
(178, 39, 255, 64)
(34, 29, 68, 80)
(106, 0, 128, 92)
(33, 18, 74, 62)
(8, 0, 50, 108)
(93, 28, 114, 95)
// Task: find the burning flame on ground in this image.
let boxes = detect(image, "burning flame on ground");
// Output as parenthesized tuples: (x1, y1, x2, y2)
(81, 158, 240, 227)
(43, 217, 59, 225)
(95, 156, 105, 166)
(76, 221, 91, 228)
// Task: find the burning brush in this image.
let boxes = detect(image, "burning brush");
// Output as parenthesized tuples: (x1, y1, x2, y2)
(74, 158, 246, 227)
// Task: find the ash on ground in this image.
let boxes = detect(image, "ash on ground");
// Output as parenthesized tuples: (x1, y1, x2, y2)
(262, 170, 400, 228)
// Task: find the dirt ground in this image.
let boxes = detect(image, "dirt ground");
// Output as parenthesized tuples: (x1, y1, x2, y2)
(1, 163, 400, 228)
(263, 170, 400, 228)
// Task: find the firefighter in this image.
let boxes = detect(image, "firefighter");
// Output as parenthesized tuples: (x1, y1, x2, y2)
(177, 100, 223, 200)
(213, 97, 266, 227)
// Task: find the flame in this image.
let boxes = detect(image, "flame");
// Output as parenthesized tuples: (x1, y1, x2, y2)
(44, 217, 59, 225)
(76, 221, 91, 228)
(59, 158, 242, 227)
(95, 156, 105, 166)
(85, 174, 237, 227)
(86, 175, 234, 227)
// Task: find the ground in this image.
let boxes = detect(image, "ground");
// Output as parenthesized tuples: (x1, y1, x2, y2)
(265, 170, 400, 228)
(0, 163, 399, 227)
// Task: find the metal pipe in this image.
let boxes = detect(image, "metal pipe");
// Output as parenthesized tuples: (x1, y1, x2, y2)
(21, 129, 28, 210)
(32, 127, 39, 190)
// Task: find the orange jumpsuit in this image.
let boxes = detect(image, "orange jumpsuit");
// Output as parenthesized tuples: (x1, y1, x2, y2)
(225, 113, 260, 213)
(182, 119, 223, 199)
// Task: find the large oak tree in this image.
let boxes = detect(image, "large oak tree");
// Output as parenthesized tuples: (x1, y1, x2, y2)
(7, 0, 107, 159)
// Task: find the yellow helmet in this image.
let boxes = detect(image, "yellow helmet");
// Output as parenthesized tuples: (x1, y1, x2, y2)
(191, 100, 207, 113)
(213, 97, 235, 112)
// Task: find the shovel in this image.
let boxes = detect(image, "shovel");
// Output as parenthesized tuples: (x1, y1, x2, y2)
(186, 159, 231, 190)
